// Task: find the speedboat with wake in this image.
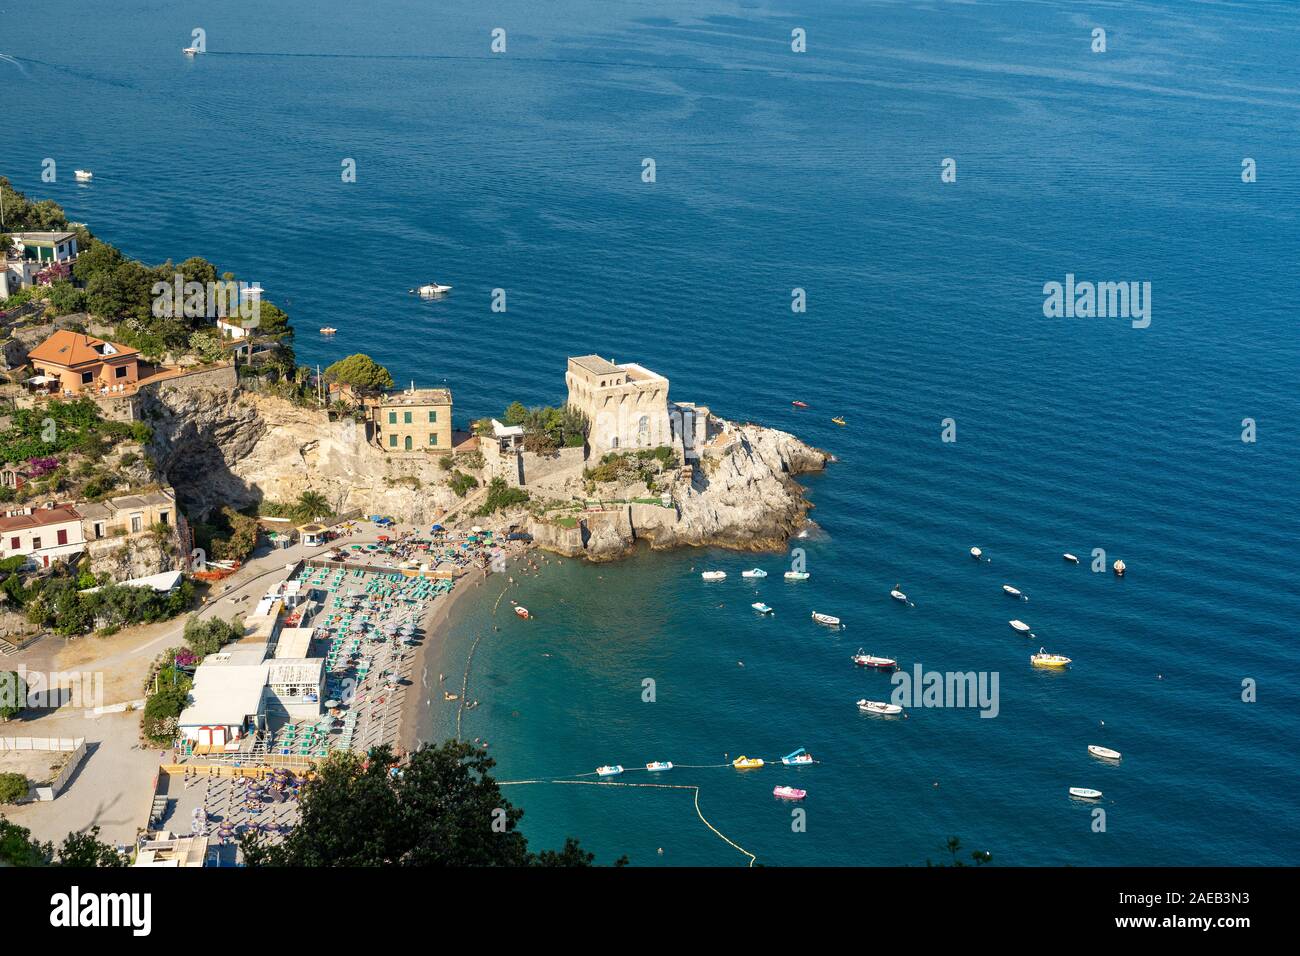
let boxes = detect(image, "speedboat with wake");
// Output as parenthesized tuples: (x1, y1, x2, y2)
(74, 169, 94, 181)
(811, 611, 841, 627)
(857, 699, 903, 716)
(852, 650, 897, 669)
(781, 748, 814, 766)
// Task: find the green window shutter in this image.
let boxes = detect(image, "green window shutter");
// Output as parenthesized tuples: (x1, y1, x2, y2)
(404, 411, 412, 424)
(429, 433, 438, 446)
(388, 434, 397, 447)
(428, 410, 437, 422)
(388, 412, 397, 424)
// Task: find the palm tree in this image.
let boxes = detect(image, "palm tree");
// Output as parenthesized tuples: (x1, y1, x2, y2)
(296, 490, 330, 521)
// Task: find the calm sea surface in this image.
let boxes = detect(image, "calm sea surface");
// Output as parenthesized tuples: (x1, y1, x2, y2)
(5, 0, 1298, 865)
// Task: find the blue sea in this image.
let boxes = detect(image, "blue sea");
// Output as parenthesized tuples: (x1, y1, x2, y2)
(4, 0, 1298, 865)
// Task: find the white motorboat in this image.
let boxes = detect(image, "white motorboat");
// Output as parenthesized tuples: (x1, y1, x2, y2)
(890, 589, 908, 603)
(74, 170, 93, 181)
(970, 547, 982, 559)
(1003, 584, 1023, 598)
(701, 570, 726, 581)
(857, 699, 903, 716)
(741, 568, 767, 578)
(811, 611, 841, 627)
(1063, 553, 1079, 564)
(783, 571, 810, 581)
(852, 650, 897, 669)
(182, 46, 201, 56)
(1088, 745, 1122, 761)
(1009, 619, 1031, 634)
(596, 765, 624, 777)
(645, 761, 673, 772)
(751, 602, 773, 615)
(413, 282, 452, 296)
(1069, 787, 1102, 800)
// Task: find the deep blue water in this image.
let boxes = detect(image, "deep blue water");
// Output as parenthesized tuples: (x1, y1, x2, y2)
(4, 0, 1298, 865)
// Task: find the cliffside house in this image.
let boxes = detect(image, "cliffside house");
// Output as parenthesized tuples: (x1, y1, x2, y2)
(374, 386, 452, 452)
(26, 329, 140, 397)
(0, 231, 79, 299)
(0, 505, 85, 568)
(78, 489, 176, 542)
(565, 354, 710, 460)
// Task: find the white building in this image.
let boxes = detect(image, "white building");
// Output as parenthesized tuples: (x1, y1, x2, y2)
(1, 231, 79, 299)
(0, 505, 86, 568)
(565, 355, 710, 460)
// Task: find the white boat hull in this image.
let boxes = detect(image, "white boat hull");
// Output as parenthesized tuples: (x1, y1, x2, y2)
(1088, 745, 1121, 761)
(1069, 787, 1102, 799)
(857, 699, 903, 715)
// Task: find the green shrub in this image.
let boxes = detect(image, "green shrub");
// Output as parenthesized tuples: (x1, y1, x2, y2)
(0, 773, 29, 804)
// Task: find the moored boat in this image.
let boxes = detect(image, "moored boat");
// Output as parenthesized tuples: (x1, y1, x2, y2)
(970, 547, 982, 560)
(1003, 584, 1022, 598)
(773, 785, 807, 800)
(1088, 745, 1122, 761)
(857, 698, 903, 716)
(1063, 553, 1079, 564)
(596, 765, 624, 777)
(1113, 559, 1126, 577)
(513, 606, 530, 620)
(831, 416, 846, 426)
(783, 571, 810, 581)
(701, 570, 726, 581)
(781, 748, 814, 766)
(1069, 787, 1102, 800)
(852, 650, 897, 669)
(741, 568, 767, 578)
(319, 327, 337, 335)
(889, 589, 908, 603)
(811, 611, 841, 627)
(751, 602, 773, 615)
(1009, 619, 1031, 633)
(732, 756, 764, 769)
(645, 761, 673, 772)
(1031, 649, 1071, 668)
(413, 282, 452, 296)
(791, 400, 809, 408)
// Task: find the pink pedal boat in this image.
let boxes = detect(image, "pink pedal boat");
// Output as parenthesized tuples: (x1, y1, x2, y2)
(773, 785, 807, 800)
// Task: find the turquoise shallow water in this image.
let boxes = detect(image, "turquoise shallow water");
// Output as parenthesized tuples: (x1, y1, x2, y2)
(4, 0, 1299, 864)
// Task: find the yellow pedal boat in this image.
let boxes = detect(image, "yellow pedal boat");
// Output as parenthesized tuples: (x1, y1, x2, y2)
(732, 756, 765, 769)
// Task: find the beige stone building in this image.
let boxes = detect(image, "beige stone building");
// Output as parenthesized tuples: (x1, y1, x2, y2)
(373, 387, 453, 453)
(565, 355, 709, 459)
(78, 489, 177, 541)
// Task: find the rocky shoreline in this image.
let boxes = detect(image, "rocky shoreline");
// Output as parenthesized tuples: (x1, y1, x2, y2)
(144, 377, 830, 561)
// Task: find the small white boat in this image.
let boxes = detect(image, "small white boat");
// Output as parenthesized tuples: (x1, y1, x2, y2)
(413, 282, 452, 296)
(701, 570, 726, 581)
(1002, 585, 1022, 598)
(1063, 553, 1079, 564)
(319, 327, 337, 335)
(182, 46, 201, 56)
(741, 568, 767, 578)
(74, 170, 93, 181)
(889, 589, 908, 603)
(1069, 787, 1102, 800)
(857, 699, 903, 716)
(773, 785, 807, 800)
(645, 761, 673, 772)
(970, 547, 982, 560)
(596, 765, 624, 777)
(1088, 745, 1122, 761)
(751, 602, 773, 615)
(1113, 559, 1126, 577)
(852, 650, 897, 669)
(513, 606, 530, 620)
(1009, 619, 1031, 633)
(811, 611, 841, 627)
(781, 748, 813, 766)
(783, 571, 810, 581)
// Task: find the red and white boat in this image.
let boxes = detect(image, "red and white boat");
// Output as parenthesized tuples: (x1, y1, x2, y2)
(791, 400, 808, 408)
(852, 650, 897, 669)
(514, 606, 530, 620)
(773, 785, 806, 800)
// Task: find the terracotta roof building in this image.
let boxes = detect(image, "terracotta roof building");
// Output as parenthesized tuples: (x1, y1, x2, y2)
(27, 330, 141, 396)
